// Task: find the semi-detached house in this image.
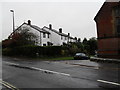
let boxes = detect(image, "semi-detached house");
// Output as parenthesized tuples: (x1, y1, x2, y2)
(9, 20, 76, 46)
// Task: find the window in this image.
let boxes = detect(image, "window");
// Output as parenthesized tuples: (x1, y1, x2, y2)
(48, 34, 49, 38)
(43, 33, 46, 38)
(43, 44, 46, 46)
(114, 6, 120, 35)
(61, 36, 63, 40)
(47, 42, 53, 46)
(35, 39, 38, 44)
(65, 37, 67, 40)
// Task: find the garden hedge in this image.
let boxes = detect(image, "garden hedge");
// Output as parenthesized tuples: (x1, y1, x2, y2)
(2, 45, 64, 57)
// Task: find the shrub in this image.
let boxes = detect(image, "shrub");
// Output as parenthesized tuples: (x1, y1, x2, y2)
(2, 45, 63, 57)
(2, 48, 13, 56)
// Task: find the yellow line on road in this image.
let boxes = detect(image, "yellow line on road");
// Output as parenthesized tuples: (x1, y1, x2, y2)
(0, 79, 19, 90)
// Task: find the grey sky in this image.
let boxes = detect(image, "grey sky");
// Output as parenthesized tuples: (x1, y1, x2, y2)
(1, 1, 105, 41)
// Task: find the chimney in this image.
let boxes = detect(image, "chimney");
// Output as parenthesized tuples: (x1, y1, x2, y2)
(49, 24, 52, 30)
(28, 20, 31, 25)
(59, 28, 62, 33)
(68, 33, 70, 36)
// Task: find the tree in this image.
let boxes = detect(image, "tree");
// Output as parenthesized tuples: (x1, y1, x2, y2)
(88, 37, 97, 55)
(69, 44, 78, 55)
(2, 28, 38, 48)
(13, 28, 38, 46)
(83, 38, 88, 45)
(74, 37, 77, 42)
(81, 37, 97, 55)
(77, 38, 81, 43)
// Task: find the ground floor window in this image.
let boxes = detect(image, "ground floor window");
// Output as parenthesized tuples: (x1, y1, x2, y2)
(47, 42, 53, 46)
(43, 33, 46, 38)
(43, 44, 46, 46)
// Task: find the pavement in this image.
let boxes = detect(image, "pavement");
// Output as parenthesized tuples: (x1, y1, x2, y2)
(1, 56, 120, 89)
(90, 57, 120, 63)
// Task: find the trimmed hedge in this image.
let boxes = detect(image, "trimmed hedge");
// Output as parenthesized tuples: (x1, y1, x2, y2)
(2, 45, 63, 57)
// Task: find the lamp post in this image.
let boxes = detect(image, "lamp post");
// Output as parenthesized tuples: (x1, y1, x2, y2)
(10, 10, 15, 32)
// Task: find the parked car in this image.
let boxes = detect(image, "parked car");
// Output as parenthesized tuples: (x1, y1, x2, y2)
(74, 53, 90, 60)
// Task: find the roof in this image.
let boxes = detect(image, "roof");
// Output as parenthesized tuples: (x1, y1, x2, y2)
(9, 23, 50, 38)
(30, 25, 50, 34)
(94, 1, 120, 21)
(43, 26, 74, 38)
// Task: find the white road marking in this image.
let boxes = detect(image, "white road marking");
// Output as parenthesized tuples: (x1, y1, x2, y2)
(31, 67, 71, 76)
(4, 61, 70, 76)
(71, 63, 100, 70)
(97, 79, 120, 86)
(4, 61, 19, 66)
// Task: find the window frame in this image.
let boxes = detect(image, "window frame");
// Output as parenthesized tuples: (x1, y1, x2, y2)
(61, 35, 63, 40)
(48, 34, 49, 38)
(43, 32, 46, 38)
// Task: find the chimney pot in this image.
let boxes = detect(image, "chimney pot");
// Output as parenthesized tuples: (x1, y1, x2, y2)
(59, 28, 62, 33)
(28, 20, 31, 25)
(49, 24, 52, 30)
(68, 33, 70, 36)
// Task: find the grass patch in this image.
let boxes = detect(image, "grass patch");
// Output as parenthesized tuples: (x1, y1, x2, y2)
(50, 56, 74, 60)
(3, 55, 74, 61)
(36, 56, 74, 61)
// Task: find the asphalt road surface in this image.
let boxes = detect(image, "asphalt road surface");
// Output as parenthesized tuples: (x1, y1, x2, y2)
(1, 56, 120, 89)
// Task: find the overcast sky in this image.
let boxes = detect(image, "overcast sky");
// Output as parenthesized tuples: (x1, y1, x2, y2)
(1, 0, 105, 41)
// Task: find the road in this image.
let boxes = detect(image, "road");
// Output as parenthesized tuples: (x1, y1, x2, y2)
(1, 56, 120, 89)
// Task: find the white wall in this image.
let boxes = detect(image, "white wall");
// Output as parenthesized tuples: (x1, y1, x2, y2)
(43, 28, 61, 46)
(43, 27, 76, 46)
(20, 24, 41, 45)
(18, 24, 50, 46)
(16, 24, 76, 46)
(41, 33, 51, 46)
(60, 36, 68, 45)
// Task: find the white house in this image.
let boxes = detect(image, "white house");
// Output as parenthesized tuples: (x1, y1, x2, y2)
(42, 24, 76, 46)
(9, 20, 77, 46)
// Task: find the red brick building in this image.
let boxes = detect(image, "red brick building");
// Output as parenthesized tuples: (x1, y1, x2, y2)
(94, 1, 120, 59)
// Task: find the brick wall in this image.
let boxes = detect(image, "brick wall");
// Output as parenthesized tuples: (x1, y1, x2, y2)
(95, 2, 120, 59)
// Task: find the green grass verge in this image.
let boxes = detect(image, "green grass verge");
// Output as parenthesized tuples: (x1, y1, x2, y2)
(3, 55, 74, 61)
(36, 56, 74, 61)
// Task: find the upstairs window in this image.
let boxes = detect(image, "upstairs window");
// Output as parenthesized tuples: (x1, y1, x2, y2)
(61, 36, 63, 40)
(114, 6, 120, 35)
(43, 33, 46, 38)
(48, 34, 49, 38)
(65, 37, 67, 40)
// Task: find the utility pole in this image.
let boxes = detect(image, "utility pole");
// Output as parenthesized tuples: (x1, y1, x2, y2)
(10, 10, 15, 32)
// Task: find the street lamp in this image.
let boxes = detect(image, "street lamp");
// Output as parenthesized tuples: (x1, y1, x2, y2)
(10, 10, 15, 32)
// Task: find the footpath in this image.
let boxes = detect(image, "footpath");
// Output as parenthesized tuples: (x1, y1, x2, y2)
(90, 57, 120, 63)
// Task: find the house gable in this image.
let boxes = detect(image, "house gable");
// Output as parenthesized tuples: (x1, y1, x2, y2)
(94, 1, 120, 59)
(94, 1, 120, 38)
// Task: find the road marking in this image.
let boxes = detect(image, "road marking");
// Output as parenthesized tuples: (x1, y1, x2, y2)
(0, 79, 19, 90)
(31, 67, 71, 76)
(71, 63, 99, 70)
(5, 61, 19, 66)
(97, 79, 120, 86)
(71, 63, 120, 70)
(4, 61, 70, 77)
